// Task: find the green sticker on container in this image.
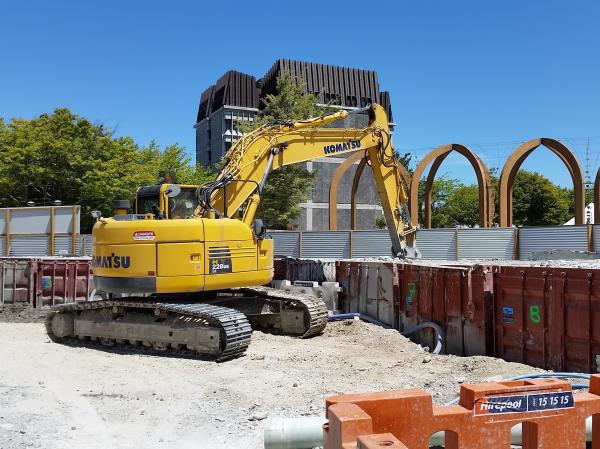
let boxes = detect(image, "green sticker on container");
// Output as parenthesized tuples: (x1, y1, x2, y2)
(405, 282, 416, 306)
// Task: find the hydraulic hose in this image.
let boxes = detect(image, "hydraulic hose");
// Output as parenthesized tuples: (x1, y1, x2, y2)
(328, 313, 444, 355)
(400, 321, 444, 355)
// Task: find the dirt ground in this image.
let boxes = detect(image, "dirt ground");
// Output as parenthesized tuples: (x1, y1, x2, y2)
(0, 308, 541, 449)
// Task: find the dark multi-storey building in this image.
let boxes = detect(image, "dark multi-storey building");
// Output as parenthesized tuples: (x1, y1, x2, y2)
(194, 59, 395, 231)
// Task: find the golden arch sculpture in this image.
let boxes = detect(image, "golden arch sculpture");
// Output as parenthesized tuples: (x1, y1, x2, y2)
(498, 138, 585, 227)
(328, 152, 410, 230)
(409, 144, 493, 228)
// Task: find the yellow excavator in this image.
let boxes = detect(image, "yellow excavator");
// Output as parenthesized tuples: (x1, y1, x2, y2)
(45, 104, 418, 360)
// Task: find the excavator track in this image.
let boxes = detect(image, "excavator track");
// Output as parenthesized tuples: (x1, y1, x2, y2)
(45, 299, 252, 362)
(218, 286, 328, 338)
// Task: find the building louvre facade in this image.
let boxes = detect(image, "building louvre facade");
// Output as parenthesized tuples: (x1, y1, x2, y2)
(195, 59, 395, 231)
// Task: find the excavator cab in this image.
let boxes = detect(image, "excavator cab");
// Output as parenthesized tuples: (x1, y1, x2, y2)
(134, 184, 198, 219)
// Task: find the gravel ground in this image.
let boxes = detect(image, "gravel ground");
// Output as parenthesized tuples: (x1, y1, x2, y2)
(0, 306, 545, 449)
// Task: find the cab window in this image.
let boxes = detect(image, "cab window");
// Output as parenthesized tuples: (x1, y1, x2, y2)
(167, 187, 197, 219)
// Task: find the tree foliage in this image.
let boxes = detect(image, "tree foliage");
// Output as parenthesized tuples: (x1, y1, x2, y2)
(237, 73, 319, 229)
(140, 141, 214, 185)
(418, 170, 573, 228)
(0, 108, 209, 231)
(511, 170, 571, 226)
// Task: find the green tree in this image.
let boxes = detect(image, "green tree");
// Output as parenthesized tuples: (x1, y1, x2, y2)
(237, 73, 319, 229)
(511, 170, 571, 226)
(0, 108, 205, 231)
(415, 169, 572, 228)
(443, 184, 480, 227)
(374, 215, 387, 229)
(417, 176, 461, 227)
(140, 141, 214, 185)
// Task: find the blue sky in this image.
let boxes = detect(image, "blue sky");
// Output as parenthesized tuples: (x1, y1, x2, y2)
(1, 0, 599, 187)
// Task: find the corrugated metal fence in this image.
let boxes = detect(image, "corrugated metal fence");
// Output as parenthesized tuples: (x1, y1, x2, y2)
(0, 206, 84, 257)
(4, 224, 600, 261)
(1, 234, 93, 257)
(270, 225, 600, 260)
(518, 226, 590, 259)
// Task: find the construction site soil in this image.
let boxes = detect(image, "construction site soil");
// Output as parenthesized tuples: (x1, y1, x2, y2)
(0, 305, 542, 449)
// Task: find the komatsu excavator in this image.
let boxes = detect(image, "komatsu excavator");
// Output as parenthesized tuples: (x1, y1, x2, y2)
(45, 104, 418, 361)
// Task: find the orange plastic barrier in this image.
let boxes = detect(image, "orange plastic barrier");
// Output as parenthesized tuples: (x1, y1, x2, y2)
(324, 375, 600, 449)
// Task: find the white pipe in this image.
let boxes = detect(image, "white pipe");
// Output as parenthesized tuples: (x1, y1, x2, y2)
(264, 417, 325, 449)
(264, 416, 593, 449)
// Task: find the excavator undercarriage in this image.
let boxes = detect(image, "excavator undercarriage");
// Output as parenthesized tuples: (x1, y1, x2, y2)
(45, 287, 328, 361)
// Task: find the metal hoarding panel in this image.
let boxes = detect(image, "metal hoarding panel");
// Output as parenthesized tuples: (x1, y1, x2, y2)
(550, 268, 600, 373)
(37, 259, 93, 306)
(415, 229, 457, 260)
(351, 231, 392, 257)
(594, 225, 600, 253)
(398, 264, 419, 333)
(377, 263, 397, 327)
(9, 235, 49, 257)
(398, 263, 442, 350)
(493, 265, 600, 373)
(518, 225, 589, 260)
(358, 263, 368, 316)
(461, 266, 495, 356)
(285, 259, 336, 282)
(361, 262, 396, 328)
(0, 259, 31, 304)
(336, 260, 362, 313)
(81, 234, 93, 257)
(54, 236, 73, 256)
(443, 268, 464, 355)
(273, 258, 287, 280)
(80, 234, 93, 257)
(0, 237, 4, 256)
(415, 265, 436, 350)
(270, 232, 300, 258)
(0, 212, 5, 234)
(493, 266, 550, 369)
(301, 231, 350, 259)
(457, 228, 516, 260)
(9, 208, 51, 234)
(53, 206, 80, 233)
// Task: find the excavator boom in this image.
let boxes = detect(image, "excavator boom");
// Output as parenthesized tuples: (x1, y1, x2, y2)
(196, 104, 417, 257)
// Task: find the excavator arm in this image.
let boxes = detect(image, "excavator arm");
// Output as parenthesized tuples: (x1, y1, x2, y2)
(196, 104, 418, 258)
